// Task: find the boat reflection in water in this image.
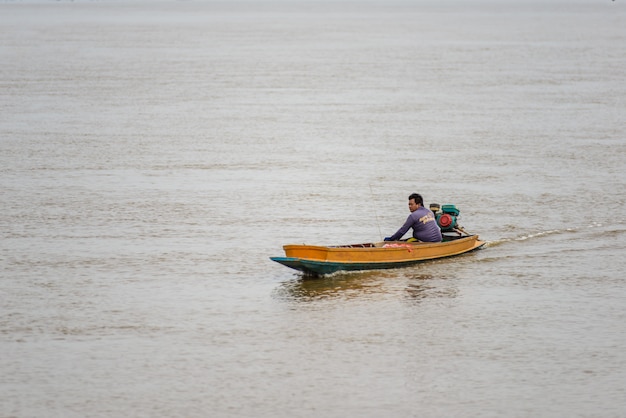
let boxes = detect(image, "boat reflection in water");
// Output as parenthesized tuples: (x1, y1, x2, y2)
(273, 271, 458, 303)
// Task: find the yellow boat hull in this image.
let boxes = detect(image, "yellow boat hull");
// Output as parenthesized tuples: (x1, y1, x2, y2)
(271, 234, 485, 275)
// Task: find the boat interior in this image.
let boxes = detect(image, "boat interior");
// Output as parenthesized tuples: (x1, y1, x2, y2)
(331, 228, 473, 248)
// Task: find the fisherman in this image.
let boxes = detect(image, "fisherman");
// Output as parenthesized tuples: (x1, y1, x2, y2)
(384, 193, 442, 242)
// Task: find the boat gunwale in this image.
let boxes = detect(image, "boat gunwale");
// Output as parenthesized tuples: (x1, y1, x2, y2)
(283, 234, 480, 253)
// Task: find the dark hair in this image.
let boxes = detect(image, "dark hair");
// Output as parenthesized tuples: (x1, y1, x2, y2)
(408, 193, 424, 206)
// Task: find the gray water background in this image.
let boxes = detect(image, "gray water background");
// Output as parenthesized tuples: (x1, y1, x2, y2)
(1, 1, 625, 416)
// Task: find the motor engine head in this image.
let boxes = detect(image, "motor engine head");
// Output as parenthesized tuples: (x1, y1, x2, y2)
(430, 203, 460, 231)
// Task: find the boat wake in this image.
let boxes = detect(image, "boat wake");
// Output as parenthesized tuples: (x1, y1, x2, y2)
(484, 222, 616, 248)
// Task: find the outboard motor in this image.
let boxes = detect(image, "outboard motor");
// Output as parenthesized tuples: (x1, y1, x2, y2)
(430, 203, 460, 232)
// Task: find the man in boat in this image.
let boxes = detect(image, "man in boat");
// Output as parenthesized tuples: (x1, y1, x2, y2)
(384, 193, 442, 242)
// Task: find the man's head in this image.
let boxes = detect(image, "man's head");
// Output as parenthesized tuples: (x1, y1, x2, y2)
(408, 193, 423, 212)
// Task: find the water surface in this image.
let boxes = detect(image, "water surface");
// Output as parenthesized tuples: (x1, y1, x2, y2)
(1, 1, 625, 417)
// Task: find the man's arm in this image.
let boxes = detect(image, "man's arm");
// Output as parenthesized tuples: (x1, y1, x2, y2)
(386, 215, 413, 241)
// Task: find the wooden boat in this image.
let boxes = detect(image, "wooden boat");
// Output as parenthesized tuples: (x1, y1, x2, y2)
(271, 228, 485, 276)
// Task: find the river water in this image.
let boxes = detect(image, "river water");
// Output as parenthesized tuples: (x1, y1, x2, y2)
(1, 1, 625, 417)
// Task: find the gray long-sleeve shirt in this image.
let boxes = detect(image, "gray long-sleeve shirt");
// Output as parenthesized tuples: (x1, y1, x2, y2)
(388, 206, 442, 242)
